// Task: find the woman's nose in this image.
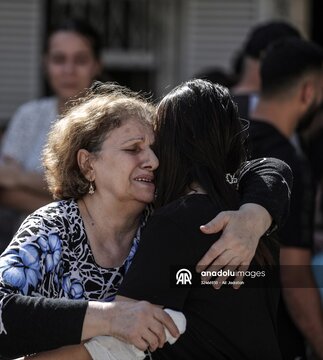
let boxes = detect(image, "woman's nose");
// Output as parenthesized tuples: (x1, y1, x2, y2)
(143, 149, 159, 170)
(62, 61, 76, 75)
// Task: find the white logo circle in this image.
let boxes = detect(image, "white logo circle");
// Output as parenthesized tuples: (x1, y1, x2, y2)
(176, 268, 192, 285)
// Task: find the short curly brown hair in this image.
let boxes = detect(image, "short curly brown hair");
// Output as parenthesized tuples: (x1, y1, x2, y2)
(43, 84, 155, 199)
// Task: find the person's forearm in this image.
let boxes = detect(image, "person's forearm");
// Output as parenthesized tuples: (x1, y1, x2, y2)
(0, 188, 51, 213)
(17, 170, 49, 195)
(82, 301, 111, 340)
(239, 203, 272, 236)
(83, 300, 180, 351)
(19, 344, 91, 360)
(0, 294, 87, 358)
(0, 163, 50, 196)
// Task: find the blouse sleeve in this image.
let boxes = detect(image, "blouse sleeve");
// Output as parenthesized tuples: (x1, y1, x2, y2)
(0, 211, 88, 358)
(238, 157, 292, 230)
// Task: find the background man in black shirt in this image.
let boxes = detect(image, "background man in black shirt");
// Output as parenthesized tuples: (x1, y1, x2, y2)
(231, 21, 301, 119)
(248, 38, 323, 360)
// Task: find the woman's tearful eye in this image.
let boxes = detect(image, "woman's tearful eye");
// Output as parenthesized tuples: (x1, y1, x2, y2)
(124, 147, 140, 153)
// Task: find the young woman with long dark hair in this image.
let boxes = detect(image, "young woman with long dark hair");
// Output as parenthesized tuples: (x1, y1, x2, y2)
(117, 79, 282, 359)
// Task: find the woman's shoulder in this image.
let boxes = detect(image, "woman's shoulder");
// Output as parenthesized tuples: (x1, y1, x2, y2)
(5, 98, 57, 138)
(9, 97, 57, 130)
(32, 198, 77, 214)
(21, 199, 80, 231)
(16, 97, 57, 113)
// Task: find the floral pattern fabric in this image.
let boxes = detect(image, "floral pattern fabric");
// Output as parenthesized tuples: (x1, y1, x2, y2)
(0, 199, 148, 305)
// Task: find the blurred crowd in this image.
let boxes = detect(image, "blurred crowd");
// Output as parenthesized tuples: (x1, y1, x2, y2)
(199, 20, 323, 360)
(1, 17, 323, 360)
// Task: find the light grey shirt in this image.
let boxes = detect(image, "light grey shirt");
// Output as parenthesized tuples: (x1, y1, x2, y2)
(1, 97, 58, 172)
(0, 97, 58, 248)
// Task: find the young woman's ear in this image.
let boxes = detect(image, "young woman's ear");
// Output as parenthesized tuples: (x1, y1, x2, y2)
(77, 149, 95, 181)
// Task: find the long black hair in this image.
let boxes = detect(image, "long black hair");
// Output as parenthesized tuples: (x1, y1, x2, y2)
(154, 79, 246, 209)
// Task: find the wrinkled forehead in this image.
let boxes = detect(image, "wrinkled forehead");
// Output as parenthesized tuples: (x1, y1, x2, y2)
(105, 117, 155, 144)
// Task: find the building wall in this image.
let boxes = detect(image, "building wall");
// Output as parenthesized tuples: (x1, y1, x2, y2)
(0, 0, 311, 127)
(0, 0, 43, 127)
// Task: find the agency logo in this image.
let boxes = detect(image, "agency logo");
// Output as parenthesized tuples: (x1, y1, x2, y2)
(176, 268, 192, 285)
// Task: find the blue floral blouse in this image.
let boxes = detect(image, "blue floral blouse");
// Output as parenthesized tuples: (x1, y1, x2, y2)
(0, 199, 149, 334)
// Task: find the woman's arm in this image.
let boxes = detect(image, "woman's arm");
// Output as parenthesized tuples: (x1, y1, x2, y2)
(0, 157, 50, 196)
(82, 300, 178, 350)
(17, 344, 91, 360)
(0, 284, 88, 358)
(0, 209, 89, 358)
(0, 188, 51, 213)
(196, 157, 292, 287)
(0, 103, 51, 198)
(0, 213, 177, 358)
(7, 300, 178, 359)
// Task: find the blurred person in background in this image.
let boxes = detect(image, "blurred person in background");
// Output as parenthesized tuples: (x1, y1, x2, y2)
(231, 20, 301, 119)
(0, 19, 102, 253)
(300, 100, 323, 274)
(232, 21, 323, 310)
(248, 38, 323, 360)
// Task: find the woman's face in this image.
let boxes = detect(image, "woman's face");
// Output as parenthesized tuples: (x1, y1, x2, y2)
(90, 119, 159, 207)
(45, 31, 101, 101)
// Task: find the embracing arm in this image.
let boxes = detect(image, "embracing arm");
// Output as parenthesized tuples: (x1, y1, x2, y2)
(197, 157, 292, 287)
(12, 299, 179, 360)
(0, 293, 88, 358)
(82, 299, 178, 350)
(16, 345, 91, 360)
(0, 209, 87, 358)
(201, 157, 292, 233)
(0, 213, 177, 358)
(2, 298, 178, 359)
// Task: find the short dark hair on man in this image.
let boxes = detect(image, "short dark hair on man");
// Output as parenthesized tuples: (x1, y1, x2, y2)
(260, 38, 323, 97)
(245, 21, 301, 59)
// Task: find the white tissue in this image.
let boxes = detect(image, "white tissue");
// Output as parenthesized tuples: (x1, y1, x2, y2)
(84, 308, 186, 360)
